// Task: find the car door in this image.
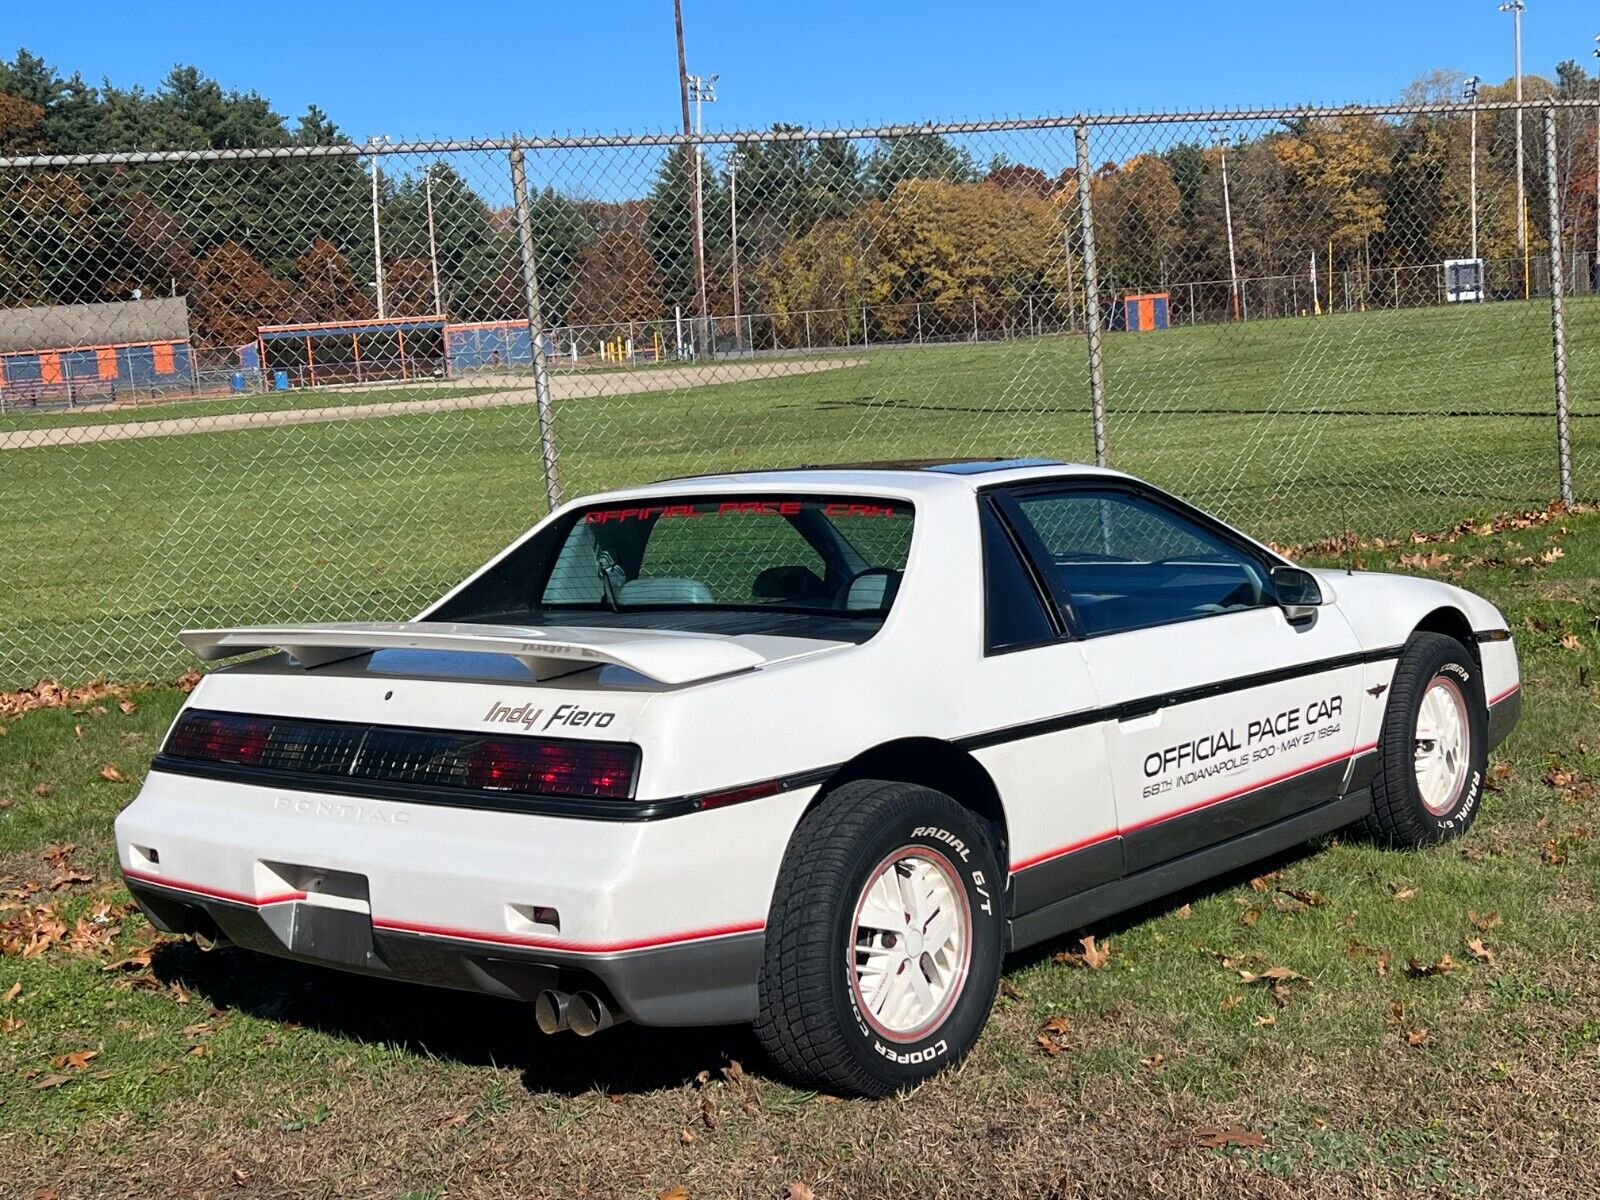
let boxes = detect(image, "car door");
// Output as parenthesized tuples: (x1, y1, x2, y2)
(996, 481, 1369, 875)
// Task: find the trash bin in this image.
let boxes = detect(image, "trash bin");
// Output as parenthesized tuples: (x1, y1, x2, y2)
(273, 370, 289, 391)
(230, 371, 246, 393)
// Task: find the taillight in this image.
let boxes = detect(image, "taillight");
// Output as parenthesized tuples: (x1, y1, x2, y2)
(165, 711, 273, 766)
(466, 738, 637, 800)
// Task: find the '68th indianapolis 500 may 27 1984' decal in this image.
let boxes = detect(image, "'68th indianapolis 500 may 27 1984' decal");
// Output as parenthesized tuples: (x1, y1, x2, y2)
(1140, 694, 1345, 799)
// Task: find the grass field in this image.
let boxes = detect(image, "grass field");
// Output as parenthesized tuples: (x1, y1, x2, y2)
(0, 506, 1596, 1197)
(3, 298, 1597, 684)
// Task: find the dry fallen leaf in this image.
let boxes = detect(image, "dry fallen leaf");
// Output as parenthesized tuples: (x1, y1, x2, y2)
(1220, 994, 1241, 1011)
(1405, 1028, 1430, 1046)
(784, 1184, 817, 1200)
(118, 700, 138, 715)
(1191, 1125, 1266, 1149)
(1175, 903, 1192, 920)
(1468, 909, 1501, 931)
(1, 982, 20, 1004)
(659, 1189, 691, 1200)
(1140, 1052, 1166, 1070)
(1389, 885, 1418, 901)
(231, 1169, 250, 1187)
(1053, 934, 1110, 969)
(437, 1111, 467, 1128)
(98, 765, 126, 783)
(1405, 954, 1460, 978)
(1561, 633, 1582, 652)
(51, 1049, 97, 1072)
(1466, 938, 1497, 966)
(1542, 840, 1567, 866)
(1253, 1014, 1276, 1027)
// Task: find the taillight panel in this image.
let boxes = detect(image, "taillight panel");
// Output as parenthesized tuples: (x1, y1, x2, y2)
(161, 709, 640, 803)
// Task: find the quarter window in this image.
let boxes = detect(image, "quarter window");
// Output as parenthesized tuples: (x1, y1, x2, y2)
(1009, 489, 1271, 636)
(980, 503, 1056, 652)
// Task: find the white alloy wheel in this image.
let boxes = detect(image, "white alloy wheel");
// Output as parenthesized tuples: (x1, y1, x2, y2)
(848, 847, 972, 1042)
(1414, 675, 1472, 816)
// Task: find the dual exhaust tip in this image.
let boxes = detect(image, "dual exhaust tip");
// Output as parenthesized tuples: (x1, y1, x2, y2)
(535, 988, 626, 1037)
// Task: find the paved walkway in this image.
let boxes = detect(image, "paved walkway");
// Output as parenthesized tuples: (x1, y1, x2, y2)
(1, 358, 863, 450)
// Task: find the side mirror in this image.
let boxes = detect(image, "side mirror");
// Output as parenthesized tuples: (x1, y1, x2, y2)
(1271, 565, 1325, 622)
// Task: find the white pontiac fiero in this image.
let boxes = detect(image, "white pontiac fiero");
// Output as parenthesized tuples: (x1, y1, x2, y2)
(115, 459, 1520, 1094)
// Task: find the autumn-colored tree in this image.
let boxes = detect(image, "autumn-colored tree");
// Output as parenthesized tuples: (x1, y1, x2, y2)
(761, 217, 876, 344)
(295, 237, 373, 323)
(378, 258, 434, 317)
(192, 241, 299, 349)
(1275, 115, 1394, 262)
(1093, 153, 1183, 292)
(566, 202, 665, 329)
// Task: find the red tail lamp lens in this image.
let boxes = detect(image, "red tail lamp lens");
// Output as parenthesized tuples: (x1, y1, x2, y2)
(466, 739, 637, 800)
(166, 712, 273, 766)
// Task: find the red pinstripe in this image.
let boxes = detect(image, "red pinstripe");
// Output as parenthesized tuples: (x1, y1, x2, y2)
(121, 867, 762, 955)
(1009, 741, 1379, 874)
(1489, 683, 1521, 705)
(123, 867, 304, 907)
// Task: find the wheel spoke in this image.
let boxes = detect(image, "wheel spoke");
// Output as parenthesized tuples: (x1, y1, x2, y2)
(923, 910, 957, 953)
(849, 850, 973, 1040)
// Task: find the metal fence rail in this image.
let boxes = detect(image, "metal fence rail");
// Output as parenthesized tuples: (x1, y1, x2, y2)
(0, 97, 1595, 685)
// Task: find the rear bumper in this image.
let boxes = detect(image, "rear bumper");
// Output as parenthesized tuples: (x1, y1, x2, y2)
(115, 769, 810, 1026)
(125, 874, 763, 1025)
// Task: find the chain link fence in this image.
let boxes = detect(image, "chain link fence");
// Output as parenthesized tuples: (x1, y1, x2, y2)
(1, 99, 1596, 685)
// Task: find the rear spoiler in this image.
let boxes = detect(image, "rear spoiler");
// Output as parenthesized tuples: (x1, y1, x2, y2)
(176, 621, 767, 686)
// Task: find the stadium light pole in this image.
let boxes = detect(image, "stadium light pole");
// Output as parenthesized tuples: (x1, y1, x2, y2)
(368, 135, 388, 319)
(673, 0, 710, 358)
(1499, 1, 1526, 297)
(1209, 124, 1242, 321)
(729, 147, 742, 351)
(425, 165, 443, 318)
(1466, 75, 1481, 263)
(688, 72, 717, 354)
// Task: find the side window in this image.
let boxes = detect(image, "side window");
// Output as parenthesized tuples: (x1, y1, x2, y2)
(1009, 489, 1271, 636)
(980, 502, 1056, 652)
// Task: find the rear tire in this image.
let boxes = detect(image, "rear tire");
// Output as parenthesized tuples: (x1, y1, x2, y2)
(1362, 632, 1487, 848)
(754, 780, 1004, 1097)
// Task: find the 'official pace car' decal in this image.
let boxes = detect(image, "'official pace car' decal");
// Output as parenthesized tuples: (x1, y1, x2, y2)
(1140, 694, 1345, 796)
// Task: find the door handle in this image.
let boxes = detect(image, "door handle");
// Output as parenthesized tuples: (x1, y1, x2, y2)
(1119, 709, 1162, 733)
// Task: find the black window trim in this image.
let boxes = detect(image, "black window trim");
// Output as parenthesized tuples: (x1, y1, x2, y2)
(978, 495, 1067, 656)
(980, 476, 1288, 643)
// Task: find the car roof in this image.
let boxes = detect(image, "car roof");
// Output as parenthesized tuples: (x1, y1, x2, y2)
(638, 457, 1122, 496)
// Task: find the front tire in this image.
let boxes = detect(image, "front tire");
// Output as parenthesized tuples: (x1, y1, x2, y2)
(1363, 632, 1488, 848)
(754, 780, 1004, 1096)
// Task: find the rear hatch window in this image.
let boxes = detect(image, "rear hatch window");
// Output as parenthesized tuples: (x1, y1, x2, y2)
(434, 496, 914, 636)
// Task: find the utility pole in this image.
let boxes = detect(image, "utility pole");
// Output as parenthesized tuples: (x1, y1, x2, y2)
(1466, 75, 1481, 263)
(1593, 35, 1599, 289)
(425, 166, 443, 317)
(1500, 1, 1527, 297)
(673, 0, 710, 358)
(368, 135, 388, 318)
(1209, 124, 1241, 320)
(729, 147, 742, 351)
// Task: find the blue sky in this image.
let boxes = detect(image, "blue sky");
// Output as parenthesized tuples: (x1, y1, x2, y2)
(8, 1, 1598, 140)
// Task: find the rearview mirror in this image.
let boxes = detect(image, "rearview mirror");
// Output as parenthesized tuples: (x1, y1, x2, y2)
(1271, 566, 1324, 622)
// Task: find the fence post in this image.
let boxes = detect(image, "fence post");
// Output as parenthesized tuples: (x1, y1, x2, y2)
(509, 142, 562, 509)
(1074, 122, 1108, 468)
(1542, 107, 1575, 505)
